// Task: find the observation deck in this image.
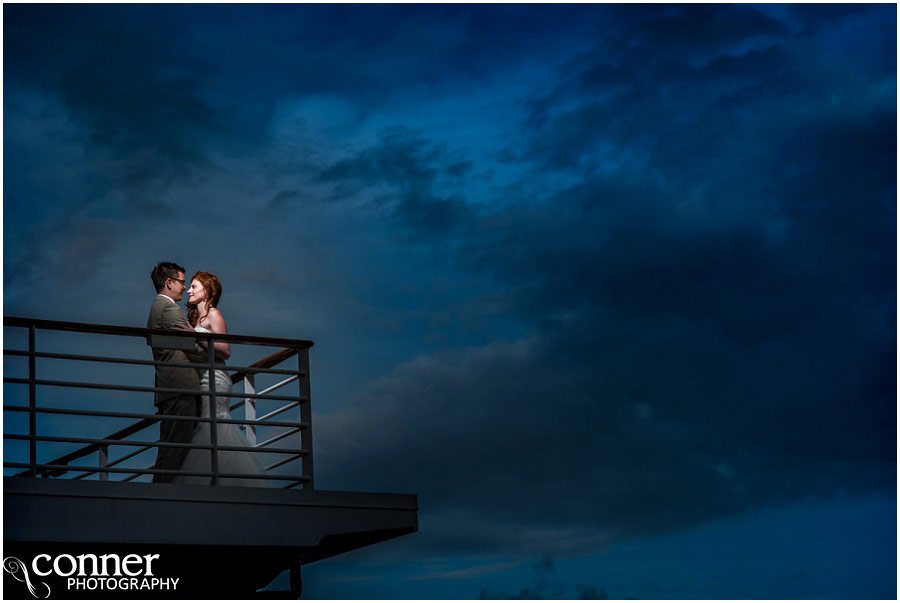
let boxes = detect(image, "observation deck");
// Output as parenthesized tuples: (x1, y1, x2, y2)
(3, 316, 417, 598)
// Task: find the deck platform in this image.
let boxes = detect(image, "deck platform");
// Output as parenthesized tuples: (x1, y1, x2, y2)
(4, 477, 418, 598)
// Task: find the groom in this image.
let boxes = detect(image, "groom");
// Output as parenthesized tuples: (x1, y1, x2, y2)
(147, 261, 201, 483)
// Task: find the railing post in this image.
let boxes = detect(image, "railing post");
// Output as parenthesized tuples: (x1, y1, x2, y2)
(98, 445, 109, 481)
(4, 318, 316, 484)
(207, 334, 219, 486)
(297, 347, 313, 490)
(28, 324, 37, 478)
(243, 374, 257, 446)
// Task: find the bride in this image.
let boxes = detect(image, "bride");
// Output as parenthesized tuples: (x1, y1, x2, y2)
(172, 271, 269, 487)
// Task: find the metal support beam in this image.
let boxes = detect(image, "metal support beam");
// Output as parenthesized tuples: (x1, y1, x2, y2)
(28, 325, 37, 478)
(207, 340, 219, 486)
(297, 348, 314, 490)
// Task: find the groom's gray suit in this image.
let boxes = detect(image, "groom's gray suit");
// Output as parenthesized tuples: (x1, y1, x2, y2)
(147, 294, 201, 483)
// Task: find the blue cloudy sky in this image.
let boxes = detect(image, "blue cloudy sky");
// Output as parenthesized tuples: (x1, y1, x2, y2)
(3, 3, 896, 599)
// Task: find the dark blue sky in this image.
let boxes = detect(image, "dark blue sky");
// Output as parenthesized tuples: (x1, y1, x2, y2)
(4, 3, 896, 598)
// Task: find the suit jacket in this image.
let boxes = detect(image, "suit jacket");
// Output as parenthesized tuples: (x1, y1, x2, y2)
(147, 295, 202, 407)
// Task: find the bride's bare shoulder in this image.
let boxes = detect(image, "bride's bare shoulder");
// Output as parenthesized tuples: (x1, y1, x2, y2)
(207, 307, 228, 331)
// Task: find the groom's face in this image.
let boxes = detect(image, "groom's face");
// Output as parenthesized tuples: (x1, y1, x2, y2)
(167, 271, 187, 302)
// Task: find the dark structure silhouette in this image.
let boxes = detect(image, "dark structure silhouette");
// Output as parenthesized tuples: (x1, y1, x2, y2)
(3, 317, 417, 598)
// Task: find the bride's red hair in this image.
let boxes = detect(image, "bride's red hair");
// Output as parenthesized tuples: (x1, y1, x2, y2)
(187, 271, 222, 327)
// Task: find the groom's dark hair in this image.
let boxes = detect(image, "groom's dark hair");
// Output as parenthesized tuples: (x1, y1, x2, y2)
(151, 261, 186, 293)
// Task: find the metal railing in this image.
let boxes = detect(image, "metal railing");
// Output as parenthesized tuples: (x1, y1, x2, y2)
(3, 316, 315, 490)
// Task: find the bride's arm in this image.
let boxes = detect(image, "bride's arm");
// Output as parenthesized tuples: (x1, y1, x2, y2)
(206, 309, 231, 361)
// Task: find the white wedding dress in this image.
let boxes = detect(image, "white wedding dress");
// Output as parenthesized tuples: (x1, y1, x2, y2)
(172, 327, 269, 487)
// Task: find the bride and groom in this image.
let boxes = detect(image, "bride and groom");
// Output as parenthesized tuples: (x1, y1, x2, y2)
(146, 261, 267, 487)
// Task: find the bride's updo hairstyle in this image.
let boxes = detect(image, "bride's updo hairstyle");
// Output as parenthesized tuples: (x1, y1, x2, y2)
(187, 271, 223, 327)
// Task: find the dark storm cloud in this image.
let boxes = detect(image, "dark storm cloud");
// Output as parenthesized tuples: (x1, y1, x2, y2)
(6, 213, 132, 293)
(479, 557, 609, 599)
(319, 281, 892, 556)
(314, 4, 895, 557)
(319, 127, 474, 233)
(521, 3, 892, 176)
(3, 4, 564, 218)
(5, 4, 225, 193)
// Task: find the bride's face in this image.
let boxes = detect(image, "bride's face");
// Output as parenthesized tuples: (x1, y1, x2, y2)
(188, 280, 207, 305)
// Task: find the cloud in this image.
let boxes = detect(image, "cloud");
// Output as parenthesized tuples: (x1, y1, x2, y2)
(312, 37, 895, 550)
(478, 556, 610, 599)
(406, 559, 525, 582)
(318, 126, 475, 234)
(316, 284, 892, 554)
(5, 5, 228, 193)
(519, 4, 891, 185)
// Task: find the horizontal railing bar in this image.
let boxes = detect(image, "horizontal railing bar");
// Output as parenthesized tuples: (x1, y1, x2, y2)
(2, 433, 188, 450)
(75, 444, 155, 479)
(4, 462, 310, 482)
(14, 346, 309, 476)
(281, 480, 304, 489)
(5, 315, 315, 490)
(2, 350, 306, 378)
(13, 416, 154, 477)
(97, 444, 152, 470)
(186, 472, 280, 481)
(265, 454, 302, 471)
(3, 378, 306, 402)
(73, 450, 306, 481)
(252, 375, 300, 397)
(229, 347, 300, 384)
(3, 404, 309, 430)
(229, 376, 300, 415)
(254, 401, 302, 422)
(76, 465, 277, 482)
(228, 393, 298, 416)
(3, 434, 310, 456)
(256, 427, 301, 449)
(75, 449, 129, 479)
(3, 316, 314, 349)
